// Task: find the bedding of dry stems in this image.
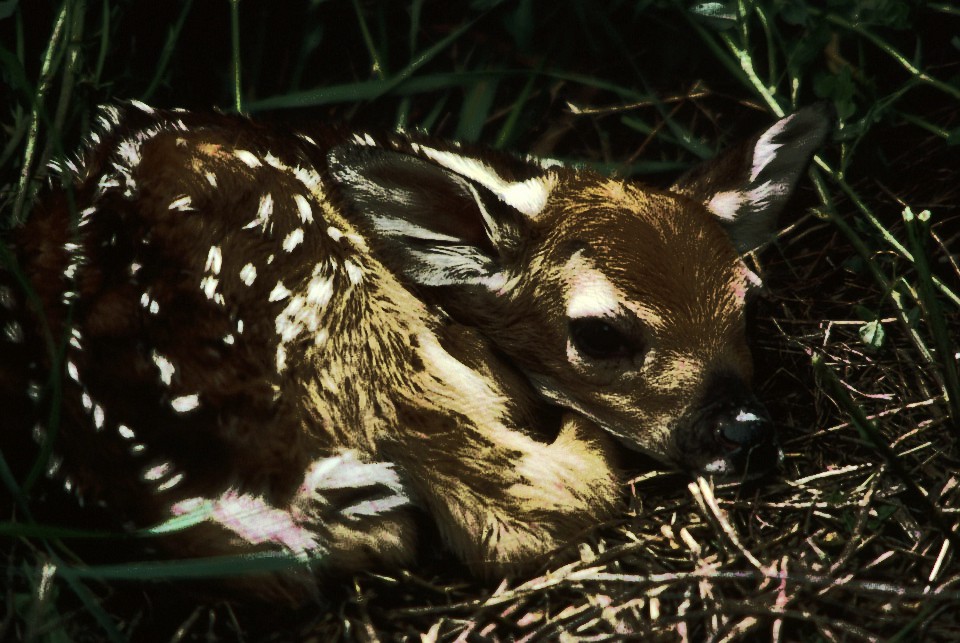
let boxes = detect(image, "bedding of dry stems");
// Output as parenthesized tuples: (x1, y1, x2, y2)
(2, 2, 959, 641)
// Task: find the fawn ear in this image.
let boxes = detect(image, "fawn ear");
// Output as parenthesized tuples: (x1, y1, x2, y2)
(328, 143, 551, 289)
(671, 104, 832, 253)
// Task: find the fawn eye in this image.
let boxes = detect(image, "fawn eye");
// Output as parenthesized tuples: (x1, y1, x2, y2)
(569, 318, 637, 360)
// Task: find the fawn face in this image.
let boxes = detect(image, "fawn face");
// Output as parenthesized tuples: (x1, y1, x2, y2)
(330, 104, 831, 475)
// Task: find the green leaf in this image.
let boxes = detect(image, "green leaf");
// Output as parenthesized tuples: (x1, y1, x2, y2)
(859, 320, 885, 350)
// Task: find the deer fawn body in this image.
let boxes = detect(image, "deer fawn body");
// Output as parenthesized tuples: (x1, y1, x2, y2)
(0, 102, 829, 599)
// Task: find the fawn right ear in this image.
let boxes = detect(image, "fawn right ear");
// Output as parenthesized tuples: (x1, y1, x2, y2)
(328, 143, 548, 290)
(671, 104, 832, 253)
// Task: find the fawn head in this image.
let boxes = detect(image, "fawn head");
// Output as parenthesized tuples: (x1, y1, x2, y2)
(329, 106, 830, 476)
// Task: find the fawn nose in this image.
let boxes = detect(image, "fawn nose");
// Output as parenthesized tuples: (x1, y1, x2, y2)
(710, 402, 780, 476)
(699, 375, 781, 478)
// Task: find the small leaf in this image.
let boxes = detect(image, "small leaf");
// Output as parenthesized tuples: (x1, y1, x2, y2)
(859, 320, 885, 350)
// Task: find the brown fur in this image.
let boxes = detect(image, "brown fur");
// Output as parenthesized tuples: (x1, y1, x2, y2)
(0, 102, 829, 600)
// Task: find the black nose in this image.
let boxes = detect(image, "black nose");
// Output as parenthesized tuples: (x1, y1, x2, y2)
(710, 403, 780, 476)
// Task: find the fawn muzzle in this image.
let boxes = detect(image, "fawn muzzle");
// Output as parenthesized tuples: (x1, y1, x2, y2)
(692, 374, 780, 478)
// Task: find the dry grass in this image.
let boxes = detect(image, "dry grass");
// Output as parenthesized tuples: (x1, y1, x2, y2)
(2, 1, 959, 640)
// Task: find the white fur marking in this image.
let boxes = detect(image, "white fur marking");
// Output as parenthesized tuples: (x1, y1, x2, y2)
(268, 281, 291, 302)
(157, 473, 185, 492)
(706, 190, 745, 222)
(343, 260, 363, 285)
(282, 228, 305, 252)
(169, 195, 193, 211)
(129, 99, 155, 114)
(118, 424, 136, 440)
(171, 394, 200, 413)
(565, 267, 621, 319)
(143, 462, 171, 482)
(152, 351, 176, 385)
(751, 118, 790, 182)
(305, 273, 334, 308)
(200, 276, 219, 300)
(243, 193, 274, 230)
(234, 149, 262, 168)
(239, 263, 257, 286)
(204, 246, 223, 275)
(293, 194, 313, 223)
(417, 147, 555, 217)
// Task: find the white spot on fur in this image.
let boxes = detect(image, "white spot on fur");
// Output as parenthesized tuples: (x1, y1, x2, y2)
(200, 276, 219, 300)
(327, 226, 344, 242)
(305, 273, 333, 308)
(81, 392, 93, 411)
(282, 228, 305, 252)
(239, 263, 257, 286)
(168, 195, 193, 211)
(97, 176, 120, 191)
(204, 245, 223, 275)
(223, 333, 235, 345)
(130, 262, 142, 277)
(93, 405, 105, 430)
(234, 149, 262, 168)
(171, 394, 200, 413)
(116, 139, 141, 170)
(205, 171, 218, 187)
(152, 351, 176, 385)
(142, 462, 171, 482)
(268, 281, 292, 302)
(118, 424, 136, 440)
(67, 361, 80, 382)
(129, 99, 155, 114)
(244, 193, 274, 230)
(276, 345, 287, 372)
(293, 194, 313, 223)
(344, 260, 363, 285)
(157, 473, 185, 492)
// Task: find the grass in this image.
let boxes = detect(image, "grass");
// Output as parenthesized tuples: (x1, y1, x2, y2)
(2, 0, 959, 639)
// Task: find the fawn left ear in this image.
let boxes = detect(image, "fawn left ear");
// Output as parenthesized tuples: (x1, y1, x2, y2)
(328, 143, 546, 290)
(671, 104, 832, 253)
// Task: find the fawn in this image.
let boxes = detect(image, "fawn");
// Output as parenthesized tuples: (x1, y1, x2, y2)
(0, 102, 829, 599)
